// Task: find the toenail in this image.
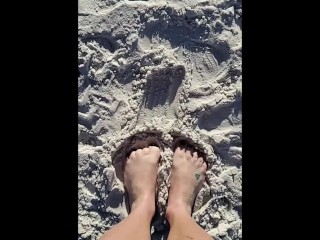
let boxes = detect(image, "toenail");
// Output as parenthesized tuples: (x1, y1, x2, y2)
(143, 148, 150, 154)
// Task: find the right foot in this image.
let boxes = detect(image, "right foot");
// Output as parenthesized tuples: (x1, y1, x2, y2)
(166, 141, 207, 219)
(124, 145, 160, 217)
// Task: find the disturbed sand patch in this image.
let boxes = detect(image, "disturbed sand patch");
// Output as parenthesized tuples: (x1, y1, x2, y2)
(78, 0, 242, 239)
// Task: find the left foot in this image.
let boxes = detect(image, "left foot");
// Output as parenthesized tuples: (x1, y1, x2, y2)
(166, 141, 207, 220)
(124, 145, 160, 216)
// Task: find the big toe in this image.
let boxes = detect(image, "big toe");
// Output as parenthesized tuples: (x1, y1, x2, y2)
(174, 145, 186, 157)
(149, 146, 161, 160)
(149, 146, 160, 153)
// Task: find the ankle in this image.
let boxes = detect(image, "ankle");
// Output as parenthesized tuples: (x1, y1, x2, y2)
(166, 201, 192, 224)
(131, 195, 156, 218)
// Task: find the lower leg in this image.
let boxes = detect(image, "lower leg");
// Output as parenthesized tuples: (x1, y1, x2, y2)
(99, 197, 155, 240)
(166, 142, 213, 240)
(166, 205, 212, 240)
(99, 146, 160, 240)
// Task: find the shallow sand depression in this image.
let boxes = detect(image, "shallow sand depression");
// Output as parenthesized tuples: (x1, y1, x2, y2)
(78, 0, 242, 239)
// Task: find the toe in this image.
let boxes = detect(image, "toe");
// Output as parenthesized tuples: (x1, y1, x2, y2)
(129, 150, 136, 159)
(149, 146, 161, 158)
(149, 146, 160, 153)
(185, 144, 193, 160)
(136, 149, 143, 156)
(174, 146, 185, 157)
(196, 157, 204, 167)
(142, 147, 150, 154)
(201, 160, 207, 172)
(192, 151, 198, 162)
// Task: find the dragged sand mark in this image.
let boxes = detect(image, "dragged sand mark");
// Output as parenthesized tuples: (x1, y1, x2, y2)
(81, 34, 119, 53)
(78, 90, 103, 146)
(199, 98, 242, 167)
(179, 39, 233, 89)
(78, 146, 127, 239)
(186, 80, 242, 167)
(197, 97, 241, 131)
(117, 58, 142, 85)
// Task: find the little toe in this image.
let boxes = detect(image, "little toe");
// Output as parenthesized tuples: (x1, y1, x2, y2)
(201, 160, 207, 172)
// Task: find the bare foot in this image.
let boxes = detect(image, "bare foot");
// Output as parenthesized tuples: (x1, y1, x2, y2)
(124, 145, 160, 217)
(166, 141, 207, 219)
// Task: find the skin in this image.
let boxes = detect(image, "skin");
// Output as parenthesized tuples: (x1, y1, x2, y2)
(99, 142, 213, 240)
(166, 143, 212, 240)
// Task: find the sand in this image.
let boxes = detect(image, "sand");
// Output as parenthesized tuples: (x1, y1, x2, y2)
(78, 0, 242, 239)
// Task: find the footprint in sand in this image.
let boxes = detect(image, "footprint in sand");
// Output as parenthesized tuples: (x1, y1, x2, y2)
(135, 65, 186, 125)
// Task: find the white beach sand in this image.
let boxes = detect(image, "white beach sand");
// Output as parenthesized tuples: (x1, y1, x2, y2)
(78, 0, 242, 239)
